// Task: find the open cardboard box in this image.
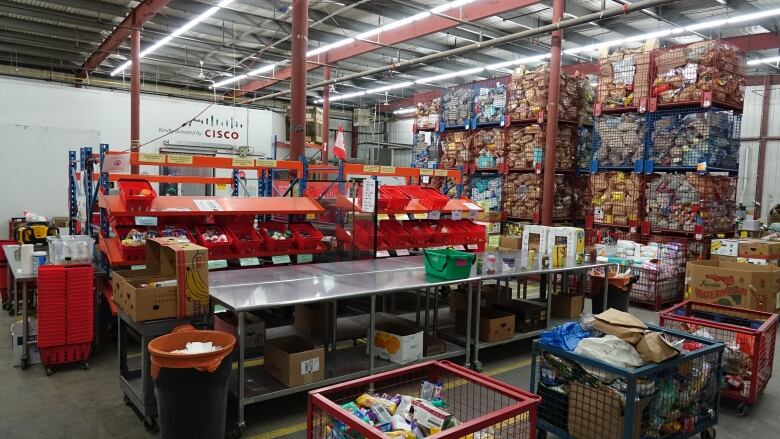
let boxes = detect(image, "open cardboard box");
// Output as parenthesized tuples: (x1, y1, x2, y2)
(686, 259, 780, 312)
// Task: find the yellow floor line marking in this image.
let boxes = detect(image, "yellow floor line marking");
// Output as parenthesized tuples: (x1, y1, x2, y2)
(246, 357, 532, 439)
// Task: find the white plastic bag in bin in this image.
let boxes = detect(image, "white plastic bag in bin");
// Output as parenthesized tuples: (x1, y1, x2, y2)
(574, 335, 645, 368)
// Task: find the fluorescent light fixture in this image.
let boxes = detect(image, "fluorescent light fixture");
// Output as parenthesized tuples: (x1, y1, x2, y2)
(415, 67, 484, 84)
(307, 38, 355, 57)
(684, 19, 727, 32)
(485, 53, 551, 70)
(394, 107, 417, 114)
(369, 81, 414, 94)
(331, 91, 367, 102)
(726, 8, 780, 24)
(212, 74, 247, 88)
(249, 61, 284, 76)
(747, 56, 780, 66)
(431, 0, 476, 14)
(112, 0, 234, 76)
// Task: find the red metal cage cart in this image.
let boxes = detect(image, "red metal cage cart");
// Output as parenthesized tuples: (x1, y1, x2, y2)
(308, 360, 540, 439)
(660, 300, 778, 416)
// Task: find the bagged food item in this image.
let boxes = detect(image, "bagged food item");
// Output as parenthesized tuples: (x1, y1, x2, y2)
(472, 81, 507, 125)
(596, 45, 652, 109)
(507, 64, 581, 122)
(592, 113, 646, 168)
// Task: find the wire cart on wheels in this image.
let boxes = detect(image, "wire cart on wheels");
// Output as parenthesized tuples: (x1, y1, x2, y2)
(660, 300, 778, 416)
(308, 360, 541, 438)
(530, 324, 724, 439)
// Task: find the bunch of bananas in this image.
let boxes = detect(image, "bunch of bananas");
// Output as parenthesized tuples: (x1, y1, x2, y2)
(185, 266, 209, 304)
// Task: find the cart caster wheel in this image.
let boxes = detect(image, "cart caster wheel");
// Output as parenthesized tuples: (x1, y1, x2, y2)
(45, 368, 54, 376)
(82, 362, 90, 370)
(701, 427, 716, 439)
(536, 430, 547, 439)
(737, 403, 749, 416)
(20, 358, 27, 370)
(8, 310, 14, 316)
(473, 361, 483, 372)
(231, 424, 246, 438)
(143, 416, 159, 433)
(123, 395, 131, 406)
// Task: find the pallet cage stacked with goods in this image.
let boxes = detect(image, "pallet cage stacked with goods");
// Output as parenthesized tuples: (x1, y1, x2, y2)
(508, 64, 581, 124)
(589, 112, 648, 172)
(412, 130, 440, 169)
(439, 130, 471, 170)
(506, 124, 579, 171)
(586, 171, 644, 229)
(442, 83, 473, 129)
(595, 45, 653, 114)
(414, 91, 442, 132)
(472, 127, 506, 171)
(504, 174, 577, 223)
(472, 77, 508, 127)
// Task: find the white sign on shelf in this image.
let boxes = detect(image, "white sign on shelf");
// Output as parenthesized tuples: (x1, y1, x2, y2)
(135, 216, 158, 226)
(428, 211, 441, 220)
(396, 249, 410, 256)
(239, 258, 260, 267)
(376, 250, 391, 258)
(463, 202, 481, 211)
(454, 245, 466, 251)
(451, 210, 462, 220)
(272, 255, 292, 265)
(361, 179, 377, 213)
(194, 199, 223, 212)
(467, 244, 479, 250)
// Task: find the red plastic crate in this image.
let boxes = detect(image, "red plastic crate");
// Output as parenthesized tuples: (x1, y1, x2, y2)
(660, 301, 778, 409)
(456, 220, 487, 244)
(39, 342, 91, 367)
(439, 219, 468, 244)
(419, 220, 451, 245)
(353, 221, 386, 250)
(401, 186, 450, 211)
(0, 263, 7, 302)
(257, 221, 294, 252)
(157, 225, 195, 243)
(225, 222, 263, 256)
(378, 220, 412, 249)
(113, 225, 151, 262)
(289, 223, 324, 250)
(37, 266, 67, 348)
(378, 186, 411, 210)
(117, 179, 157, 212)
(308, 360, 540, 439)
(194, 225, 233, 257)
(402, 220, 435, 247)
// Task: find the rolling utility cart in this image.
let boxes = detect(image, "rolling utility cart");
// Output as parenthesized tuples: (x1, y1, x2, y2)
(308, 360, 541, 439)
(660, 300, 779, 416)
(531, 324, 724, 439)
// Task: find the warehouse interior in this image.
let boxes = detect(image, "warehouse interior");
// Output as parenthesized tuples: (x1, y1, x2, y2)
(2, 0, 780, 438)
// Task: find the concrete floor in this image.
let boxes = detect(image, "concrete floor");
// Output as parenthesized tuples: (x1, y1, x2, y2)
(0, 303, 777, 438)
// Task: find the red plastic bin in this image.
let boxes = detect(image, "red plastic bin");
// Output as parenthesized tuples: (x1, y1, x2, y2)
(289, 223, 324, 250)
(439, 219, 468, 244)
(660, 300, 778, 411)
(194, 225, 234, 257)
(420, 220, 452, 245)
(113, 225, 150, 262)
(402, 220, 435, 247)
(257, 221, 294, 253)
(225, 223, 263, 256)
(308, 360, 540, 439)
(378, 186, 411, 210)
(456, 220, 487, 243)
(378, 220, 412, 249)
(40, 342, 91, 367)
(401, 186, 450, 210)
(353, 221, 386, 250)
(117, 179, 157, 212)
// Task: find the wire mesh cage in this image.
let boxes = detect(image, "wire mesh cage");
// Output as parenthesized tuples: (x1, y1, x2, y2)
(647, 107, 741, 172)
(531, 325, 723, 439)
(472, 77, 509, 126)
(442, 84, 474, 128)
(507, 65, 581, 123)
(588, 172, 644, 228)
(414, 91, 442, 131)
(412, 131, 439, 169)
(596, 46, 653, 112)
(579, 79, 595, 126)
(591, 113, 648, 172)
(439, 130, 471, 169)
(308, 360, 540, 439)
(651, 40, 746, 110)
(660, 301, 779, 412)
(645, 173, 737, 235)
(472, 127, 506, 170)
(504, 174, 573, 222)
(470, 174, 504, 214)
(506, 125, 579, 170)
(571, 173, 591, 221)
(577, 126, 594, 171)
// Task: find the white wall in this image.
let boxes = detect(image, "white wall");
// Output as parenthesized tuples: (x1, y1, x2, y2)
(0, 76, 286, 234)
(739, 84, 780, 221)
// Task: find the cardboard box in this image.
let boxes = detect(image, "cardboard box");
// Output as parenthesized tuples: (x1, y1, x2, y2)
(113, 238, 209, 321)
(423, 334, 445, 357)
(10, 318, 40, 367)
(711, 239, 740, 257)
(294, 303, 331, 338)
(522, 225, 549, 257)
(499, 235, 523, 250)
(685, 260, 780, 312)
(568, 381, 651, 439)
(373, 323, 423, 365)
(456, 307, 515, 342)
(214, 312, 265, 349)
(738, 240, 780, 258)
(550, 294, 584, 319)
(547, 227, 585, 261)
(493, 299, 547, 332)
(264, 335, 324, 388)
(450, 283, 502, 315)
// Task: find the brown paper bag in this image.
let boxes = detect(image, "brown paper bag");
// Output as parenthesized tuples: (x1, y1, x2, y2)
(592, 309, 647, 345)
(635, 332, 678, 363)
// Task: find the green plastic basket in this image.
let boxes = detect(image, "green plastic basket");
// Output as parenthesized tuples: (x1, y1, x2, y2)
(423, 248, 476, 280)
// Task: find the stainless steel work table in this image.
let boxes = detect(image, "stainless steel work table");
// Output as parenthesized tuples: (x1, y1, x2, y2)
(209, 256, 479, 433)
(3, 244, 39, 369)
(209, 254, 615, 433)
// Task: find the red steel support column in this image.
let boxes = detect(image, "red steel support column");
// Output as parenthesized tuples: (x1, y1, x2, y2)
(542, 0, 563, 225)
(755, 75, 772, 214)
(321, 66, 330, 164)
(130, 27, 141, 174)
(290, 0, 309, 161)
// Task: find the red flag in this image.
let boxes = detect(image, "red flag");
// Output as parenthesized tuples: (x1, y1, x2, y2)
(333, 123, 347, 160)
